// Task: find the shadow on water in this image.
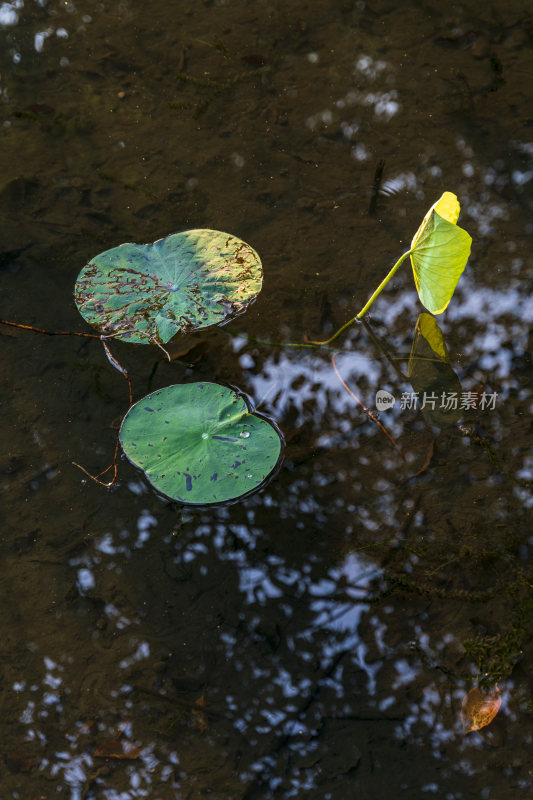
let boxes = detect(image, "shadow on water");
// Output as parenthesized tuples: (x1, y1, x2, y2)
(1, 0, 533, 797)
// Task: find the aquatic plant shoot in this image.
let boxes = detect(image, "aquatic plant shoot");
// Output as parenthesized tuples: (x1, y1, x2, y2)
(309, 192, 472, 345)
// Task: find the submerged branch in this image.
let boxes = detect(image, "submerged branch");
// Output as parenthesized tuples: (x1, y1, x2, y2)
(73, 438, 121, 488)
(331, 352, 405, 460)
(0, 318, 101, 338)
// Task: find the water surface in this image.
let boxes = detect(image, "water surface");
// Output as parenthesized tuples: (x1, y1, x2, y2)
(1, 1, 533, 798)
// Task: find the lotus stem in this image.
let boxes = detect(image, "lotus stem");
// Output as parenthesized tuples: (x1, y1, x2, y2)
(306, 249, 412, 346)
(305, 316, 361, 347)
(355, 249, 411, 319)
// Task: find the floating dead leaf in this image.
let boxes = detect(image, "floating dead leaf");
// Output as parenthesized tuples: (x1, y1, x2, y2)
(93, 740, 140, 760)
(78, 719, 98, 736)
(191, 692, 209, 732)
(6, 750, 33, 773)
(240, 53, 267, 67)
(461, 685, 502, 734)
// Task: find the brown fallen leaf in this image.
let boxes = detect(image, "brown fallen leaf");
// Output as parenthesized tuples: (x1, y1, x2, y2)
(191, 691, 209, 732)
(240, 53, 267, 67)
(461, 685, 502, 734)
(78, 719, 98, 736)
(6, 751, 33, 773)
(93, 740, 140, 760)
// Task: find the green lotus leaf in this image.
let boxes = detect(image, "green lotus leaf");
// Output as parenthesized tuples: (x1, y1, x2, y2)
(119, 382, 282, 505)
(74, 229, 262, 344)
(410, 193, 472, 315)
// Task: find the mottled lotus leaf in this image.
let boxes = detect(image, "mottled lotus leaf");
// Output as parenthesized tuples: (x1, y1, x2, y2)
(119, 383, 282, 505)
(74, 229, 262, 344)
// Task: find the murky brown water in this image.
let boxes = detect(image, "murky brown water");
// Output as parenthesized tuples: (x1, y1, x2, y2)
(1, 0, 533, 798)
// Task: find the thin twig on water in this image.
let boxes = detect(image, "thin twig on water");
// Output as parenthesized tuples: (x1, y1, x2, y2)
(331, 352, 405, 460)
